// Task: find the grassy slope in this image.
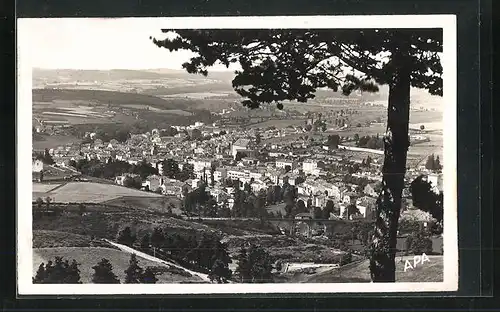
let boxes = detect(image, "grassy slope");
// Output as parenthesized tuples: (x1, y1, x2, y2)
(37, 182, 163, 203)
(33, 247, 203, 283)
(305, 255, 443, 283)
(103, 196, 183, 214)
(33, 207, 216, 241)
(32, 134, 82, 151)
(33, 230, 93, 248)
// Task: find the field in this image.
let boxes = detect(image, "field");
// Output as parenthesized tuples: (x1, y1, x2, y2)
(246, 119, 306, 129)
(33, 182, 164, 203)
(33, 247, 203, 283)
(33, 89, 185, 110)
(162, 92, 233, 99)
(304, 255, 443, 283)
(32, 89, 210, 127)
(120, 105, 193, 116)
(32, 183, 61, 193)
(32, 134, 82, 151)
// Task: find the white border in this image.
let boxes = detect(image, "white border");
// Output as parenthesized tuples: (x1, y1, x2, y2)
(17, 15, 458, 295)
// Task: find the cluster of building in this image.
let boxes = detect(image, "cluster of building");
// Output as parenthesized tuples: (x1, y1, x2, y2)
(32, 120, 444, 221)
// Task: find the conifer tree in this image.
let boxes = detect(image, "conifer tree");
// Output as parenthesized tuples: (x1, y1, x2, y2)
(124, 254, 144, 284)
(152, 28, 442, 282)
(140, 233, 151, 250)
(65, 259, 82, 284)
(425, 154, 436, 170)
(92, 258, 120, 284)
(33, 257, 82, 284)
(434, 155, 442, 171)
(117, 226, 136, 247)
(150, 227, 165, 248)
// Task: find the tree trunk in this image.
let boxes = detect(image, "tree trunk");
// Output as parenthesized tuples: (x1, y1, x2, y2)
(369, 45, 411, 282)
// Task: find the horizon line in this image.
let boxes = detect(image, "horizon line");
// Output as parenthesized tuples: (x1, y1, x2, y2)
(32, 67, 236, 73)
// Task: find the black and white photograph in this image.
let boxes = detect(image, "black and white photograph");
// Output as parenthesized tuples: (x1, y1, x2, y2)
(17, 15, 458, 294)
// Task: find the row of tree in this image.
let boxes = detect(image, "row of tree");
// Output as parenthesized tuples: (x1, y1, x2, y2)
(161, 159, 195, 182)
(34, 148, 55, 165)
(424, 154, 443, 172)
(356, 135, 384, 150)
(33, 254, 157, 284)
(70, 158, 158, 180)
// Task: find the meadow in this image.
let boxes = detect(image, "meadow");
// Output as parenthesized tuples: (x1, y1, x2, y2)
(33, 134, 82, 150)
(33, 89, 185, 110)
(33, 182, 163, 203)
(103, 196, 183, 214)
(162, 92, 232, 99)
(246, 119, 307, 129)
(33, 247, 203, 283)
(33, 230, 94, 248)
(31, 88, 209, 127)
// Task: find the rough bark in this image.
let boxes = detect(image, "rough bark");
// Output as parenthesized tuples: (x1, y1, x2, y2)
(369, 44, 411, 282)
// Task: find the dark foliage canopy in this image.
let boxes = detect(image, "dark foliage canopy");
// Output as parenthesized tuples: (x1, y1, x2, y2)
(152, 29, 442, 109)
(33, 257, 81, 284)
(92, 258, 120, 284)
(124, 254, 144, 284)
(409, 175, 443, 222)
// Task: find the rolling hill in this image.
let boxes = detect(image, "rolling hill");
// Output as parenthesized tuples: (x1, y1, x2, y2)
(305, 255, 443, 283)
(32, 88, 187, 110)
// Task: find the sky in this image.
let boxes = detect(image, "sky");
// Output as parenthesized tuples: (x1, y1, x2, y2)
(18, 17, 445, 86)
(18, 18, 232, 71)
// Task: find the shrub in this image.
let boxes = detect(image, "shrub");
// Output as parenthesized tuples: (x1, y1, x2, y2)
(405, 232, 433, 255)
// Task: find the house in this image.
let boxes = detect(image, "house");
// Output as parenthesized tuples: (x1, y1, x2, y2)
(214, 168, 228, 183)
(363, 183, 379, 197)
(231, 138, 252, 158)
(339, 204, 363, 220)
(189, 159, 213, 173)
(227, 168, 249, 181)
(317, 181, 341, 200)
(209, 188, 229, 203)
(303, 161, 318, 173)
(264, 169, 281, 184)
(162, 179, 185, 196)
(32, 159, 44, 173)
(115, 173, 140, 186)
(356, 196, 377, 219)
(250, 180, 268, 194)
(191, 179, 202, 190)
(295, 212, 313, 220)
(276, 159, 295, 170)
(242, 158, 259, 166)
(427, 173, 444, 192)
(142, 175, 162, 192)
(312, 194, 328, 208)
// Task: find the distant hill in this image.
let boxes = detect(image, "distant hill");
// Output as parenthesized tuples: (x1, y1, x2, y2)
(32, 68, 443, 112)
(32, 88, 187, 110)
(33, 68, 233, 84)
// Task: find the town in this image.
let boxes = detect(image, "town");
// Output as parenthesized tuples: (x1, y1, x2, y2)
(33, 110, 443, 224)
